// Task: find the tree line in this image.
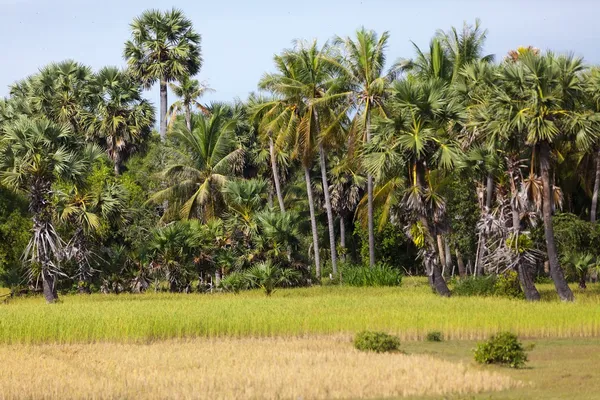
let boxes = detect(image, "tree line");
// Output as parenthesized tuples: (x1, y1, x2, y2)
(1, 9, 599, 303)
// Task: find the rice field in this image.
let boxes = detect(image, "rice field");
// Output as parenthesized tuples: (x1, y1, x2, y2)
(0, 336, 519, 400)
(0, 278, 598, 344)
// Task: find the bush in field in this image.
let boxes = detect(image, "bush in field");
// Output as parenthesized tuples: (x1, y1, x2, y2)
(474, 332, 528, 368)
(354, 331, 401, 353)
(219, 272, 247, 294)
(245, 261, 300, 296)
(494, 271, 524, 298)
(342, 263, 402, 287)
(426, 331, 443, 342)
(453, 276, 497, 296)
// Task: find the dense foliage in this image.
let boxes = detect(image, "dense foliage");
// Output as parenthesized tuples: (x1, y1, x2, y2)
(354, 331, 401, 353)
(474, 332, 529, 368)
(1, 10, 600, 303)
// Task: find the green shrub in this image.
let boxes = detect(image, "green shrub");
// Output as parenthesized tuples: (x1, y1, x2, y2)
(353, 331, 401, 353)
(474, 332, 528, 368)
(342, 263, 402, 287)
(494, 271, 524, 299)
(426, 331, 443, 342)
(453, 276, 497, 296)
(219, 272, 247, 294)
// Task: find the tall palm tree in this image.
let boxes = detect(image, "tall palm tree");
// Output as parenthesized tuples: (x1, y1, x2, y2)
(261, 40, 346, 276)
(149, 104, 244, 221)
(168, 76, 213, 131)
(85, 67, 155, 175)
(124, 8, 202, 140)
(584, 67, 600, 222)
(503, 51, 590, 301)
(334, 27, 390, 267)
(0, 118, 95, 302)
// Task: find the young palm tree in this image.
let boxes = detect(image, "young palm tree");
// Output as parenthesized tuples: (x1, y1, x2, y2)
(168, 76, 213, 131)
(56, 180, 127, 293)
(124, 8, 202, 140)
(0, 118, 95, 302)
(149, 104, 244, 221)
(85, 67, 155, 175)
(334, 27, 390, 267)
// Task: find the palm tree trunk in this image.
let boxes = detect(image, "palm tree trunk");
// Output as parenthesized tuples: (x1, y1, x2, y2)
(508, 164, 540, 301)
(366, 112, 376, 268)
(455, 247, 466, 278)
(159, 79, 168, 140)
(318, 143, 338, 275)
(540, 141, 574, 301)
(269, 135, 286, 213)
(437, 234, 447, 273)
(31, 180, 59, 303)
(185, 105, 192, 132)
(416, 160, 450, 296)
(591, 147, 600, 223)
(444, 236, 452, 273)
(485, 173, 494, 212)
(340, 216, 346, 262)
(304, 166, 321, 279)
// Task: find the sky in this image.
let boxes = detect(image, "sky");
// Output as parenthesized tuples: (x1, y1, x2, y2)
(1, 0, 599, 108)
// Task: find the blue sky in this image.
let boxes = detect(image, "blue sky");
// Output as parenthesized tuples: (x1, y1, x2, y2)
(1, 0, 599, 108)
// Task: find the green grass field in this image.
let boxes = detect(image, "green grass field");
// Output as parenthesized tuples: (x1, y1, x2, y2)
(1, 278, 599, 399)
(1, 278, 598, 344)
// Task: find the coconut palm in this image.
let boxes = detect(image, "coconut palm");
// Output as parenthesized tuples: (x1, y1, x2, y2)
(260, 40, 347, 276)
(85, 67, 155, 175)
(334, 27, 390, 267)
(168, 76, 213, 131)
(124, 8, 202, 139)
(149, 104, 244, 221)
(0, 118, 96, 302)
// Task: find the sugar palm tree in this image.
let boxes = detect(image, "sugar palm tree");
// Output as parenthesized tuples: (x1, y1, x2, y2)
(84, 67, 155, 175)
(583, 67, 600, 222)
(149, 104, 244, 221)
(168, 76, 213, 131)
(334, 27, 390, 267)
(505, 52, 589, 301)
(124, 8, 202, 140)
(0, 118, 96, 302)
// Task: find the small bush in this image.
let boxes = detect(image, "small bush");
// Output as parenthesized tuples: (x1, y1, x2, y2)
(426, 331, 443, 342)
(494, 271, 524, 299)
(354, 331, 401, 353)
(219, 272, 247, 294)
(342, 263, 402, 287)
(474, 332, 528, 368)
(453, 276, 497, 297)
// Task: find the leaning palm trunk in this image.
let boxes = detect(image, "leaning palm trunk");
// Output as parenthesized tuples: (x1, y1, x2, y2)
(304, 166, 321, 278)
(539, 142, 574, 301)
(269, 135, 286, 213)
(159, 79, 168, 140)
(591, 147, 600, 223)
(416, 162, 450, 296)
(318, 143, 338, 275)
(365, 112, 376, 268)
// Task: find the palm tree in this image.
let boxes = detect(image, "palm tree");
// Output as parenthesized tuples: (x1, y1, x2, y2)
(168, 76, 213, 131)
(124, 8, 202, 140)
(334, 27, 390, 267)
(260, 40, 347, 276)
(149, 104, 244, 221)
(503, 51, 589, 301)
(584, 67, 600, 222)
(0, 118, 95, 302)
(10, 60, 93, 132)
(85, 67, 155, 175)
